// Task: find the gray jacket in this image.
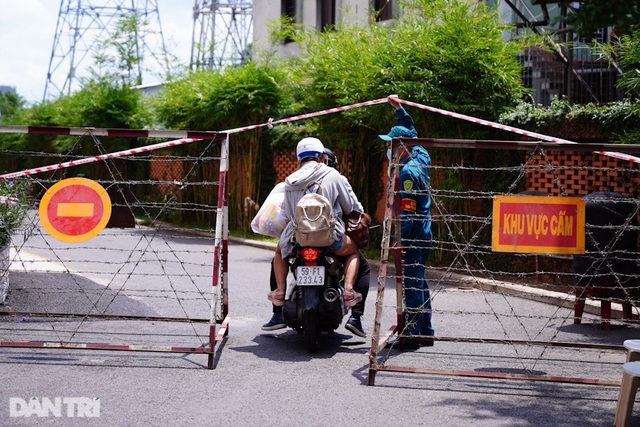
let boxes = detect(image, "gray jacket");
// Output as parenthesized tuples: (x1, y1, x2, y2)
(279, 161, 363, 258)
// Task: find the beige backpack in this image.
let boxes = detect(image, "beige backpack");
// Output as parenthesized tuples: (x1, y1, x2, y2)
(293, 183, 335, 247)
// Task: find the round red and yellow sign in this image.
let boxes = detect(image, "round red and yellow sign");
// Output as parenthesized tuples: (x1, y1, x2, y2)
(39, 178, 112, 243)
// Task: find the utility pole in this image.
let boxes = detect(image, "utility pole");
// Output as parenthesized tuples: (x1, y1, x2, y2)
(44, 0, 169, 101)
(190, 0, 253, 70)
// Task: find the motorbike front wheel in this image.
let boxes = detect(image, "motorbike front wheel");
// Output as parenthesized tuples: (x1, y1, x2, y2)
(303, 308, 320, 353)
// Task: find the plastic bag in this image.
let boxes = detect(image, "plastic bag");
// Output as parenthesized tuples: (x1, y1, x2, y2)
(251, 182, 288, 238)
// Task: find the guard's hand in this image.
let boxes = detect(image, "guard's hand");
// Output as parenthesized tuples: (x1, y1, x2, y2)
(387, 95, 402, 110)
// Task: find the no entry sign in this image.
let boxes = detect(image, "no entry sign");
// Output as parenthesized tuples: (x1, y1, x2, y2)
(39, 178, 112, 243)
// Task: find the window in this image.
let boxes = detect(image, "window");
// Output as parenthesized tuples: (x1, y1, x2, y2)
(373, 0, 392, 22)
(281, 0, 296, 43)
(282, 0, 296, 19)
(319, 0, 335, 31)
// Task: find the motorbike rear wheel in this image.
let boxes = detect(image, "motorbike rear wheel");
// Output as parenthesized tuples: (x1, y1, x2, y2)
(303, 308, 320, 352)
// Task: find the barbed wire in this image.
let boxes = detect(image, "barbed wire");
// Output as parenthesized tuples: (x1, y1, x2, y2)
(372, 139, 639, 383)
(1, 118, 639, 375)
(0, 133, 225, 351)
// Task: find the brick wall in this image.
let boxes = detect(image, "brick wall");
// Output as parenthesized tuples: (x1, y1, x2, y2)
(525, 151, 640, 197)
(154, 149, 639, 224)
(273, 149, 640, 221)
(149, 155, 184, 197)
(273, 152, 299, 183)
(272, 151, 387, 220)
(272, 150, 354, 182)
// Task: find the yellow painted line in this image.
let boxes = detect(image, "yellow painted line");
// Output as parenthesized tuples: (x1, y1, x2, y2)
(57, 203, 94, 217)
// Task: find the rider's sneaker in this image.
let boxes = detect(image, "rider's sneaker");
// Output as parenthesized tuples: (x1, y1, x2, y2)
(261, 313, 286, 331)
(345, 315, 366, 338)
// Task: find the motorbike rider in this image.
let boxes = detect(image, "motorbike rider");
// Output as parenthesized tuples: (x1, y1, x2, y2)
(267, 137, 363, 312)
(262, 148, 370, 338)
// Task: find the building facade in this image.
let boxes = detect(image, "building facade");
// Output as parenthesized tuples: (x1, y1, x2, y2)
(252, 0, 622, 106)
(253, 0, 393, 59)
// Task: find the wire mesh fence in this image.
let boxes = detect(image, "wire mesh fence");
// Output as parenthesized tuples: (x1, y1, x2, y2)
(0, 128, 229, 368)
(2, 125, 639, 379)
(369, 138, 640, 386)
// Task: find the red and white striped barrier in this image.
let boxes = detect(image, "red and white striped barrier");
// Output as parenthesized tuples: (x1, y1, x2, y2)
(1, 95, 638, 180)
(224, 97, 389, 134)
(0, 137, 206, 180)
(0, 98, 389, 180)
(397, 98, 640, 165)
(0, 340, 212, 354)
(0, 195, 19, 205)
(0, 126, 220, 139)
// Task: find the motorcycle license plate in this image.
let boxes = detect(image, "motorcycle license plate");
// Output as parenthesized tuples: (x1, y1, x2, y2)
(296, 266, 325, 286)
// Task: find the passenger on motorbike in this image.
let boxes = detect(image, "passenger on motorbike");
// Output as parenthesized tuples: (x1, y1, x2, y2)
(268, 137, 363, 308)
(262, 147, 370, 337)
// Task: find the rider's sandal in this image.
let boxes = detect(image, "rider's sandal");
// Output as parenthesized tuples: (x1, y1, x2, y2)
(267, 290, 286, 306)
(343, 290, 362, 307)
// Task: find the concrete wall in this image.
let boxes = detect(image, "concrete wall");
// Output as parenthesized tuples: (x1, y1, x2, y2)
(252, 0, 373, 60)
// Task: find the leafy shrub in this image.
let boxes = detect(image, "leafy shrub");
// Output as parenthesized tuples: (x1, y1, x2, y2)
(0, 180, 31, 245)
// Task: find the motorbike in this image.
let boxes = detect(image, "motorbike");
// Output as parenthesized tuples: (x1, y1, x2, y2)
(281, 245, 347, 352)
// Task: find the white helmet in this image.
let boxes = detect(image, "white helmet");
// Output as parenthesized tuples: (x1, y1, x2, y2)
(296, 137, 325, 162)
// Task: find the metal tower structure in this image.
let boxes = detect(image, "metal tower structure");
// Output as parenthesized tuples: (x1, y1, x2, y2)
(190, 0, 253, 70)
(44, 0, 170, 101)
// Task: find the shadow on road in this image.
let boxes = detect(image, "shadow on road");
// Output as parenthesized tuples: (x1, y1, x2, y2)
(230, 330, 368, 362)
(3, 271, 158, 317)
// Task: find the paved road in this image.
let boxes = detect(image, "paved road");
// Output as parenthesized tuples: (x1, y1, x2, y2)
(1, 231, 637, 426)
